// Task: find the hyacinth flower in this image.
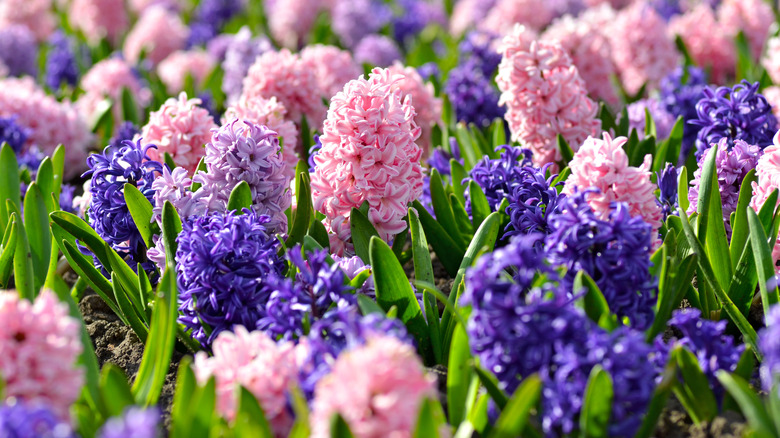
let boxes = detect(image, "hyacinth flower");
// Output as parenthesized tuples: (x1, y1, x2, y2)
(463, 145, 533, 213)
(625, 98, 676, 140)
(331, 0, 391, 49)
(656, 162, 679, 220)
(353, 35, 402, 68)
(0, 115, 29, 153)
(157, 49, 216, 94)
(750, 132, 780, 271)
(99, 407, 161, 438)
(45, 31, 79, 91)
(221, 27, 273, 104)
(458, 30, 502, 78)
(186, 0, 244, 47)
(266, 0, 325, 50)
(0, 25, 38, 78)
(311, 67, 424, 255)
(300, 45, 362, 100)
(658, 66, 708, 163)
(690, 80, 777, 161)
(445, 59, 504, 128)
(123, 5, 187, 66)
(0, 400, 75, 437)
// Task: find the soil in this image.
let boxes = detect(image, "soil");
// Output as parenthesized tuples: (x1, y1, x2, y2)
(655, 397, 747, 438)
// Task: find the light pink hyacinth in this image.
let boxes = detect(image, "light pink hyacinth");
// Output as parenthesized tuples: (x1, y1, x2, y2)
(763, 86, 780, 120)
(450, 0, 495, 36)
(157, 50, 216, 94)
(0, 290, 84, 420)
(608, 2, 679, 96)
(311, 67, 424, 255)
(763, 37, 780, 86)
(668, 4, 734, 84)
(140, 92, 217, 174)
(563, 133, 663, 240)
(301, 45, 362, 100)
(751, 132, 780, 271)
(241, 49, 327, 131)
(266, 0, 324, 49)
(387, 62, 442, 157)
(77, 58, 151, 131)
(123, 5, 188, 66)
(128, 0, 182, 13)
(0, 77, 91, 179)
(193, 326, 297, 437)
(68, 0, 128, 45)
(480, 0, 554, 36)
(718, 0, 773, 60)
(542, 14, 618, 106)
(496, 27, 600, 167)
(0, 0, 54, 41)
(310, 335, 437, 438)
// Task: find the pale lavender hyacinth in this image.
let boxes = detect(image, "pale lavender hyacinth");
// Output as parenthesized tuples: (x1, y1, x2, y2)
(626, 98, 676, 140)
(332, 0, 392, 48)
(221, 27, 273, 104)
(353, 35, 402, 67)
(98, 407, 161, 438)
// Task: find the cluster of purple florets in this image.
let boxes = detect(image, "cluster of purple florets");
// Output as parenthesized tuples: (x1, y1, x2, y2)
(45, 31, 80, 91)
(464, 145, 533, 212)
(0, 116, 29, 153)
(0, 400, 74, 438)
(187, 0, 245, 47)
(759, 305, 780, 394)
(659, 66, 708, 162)
(656, 163, 679, 219)
(98, 407, 161, 438)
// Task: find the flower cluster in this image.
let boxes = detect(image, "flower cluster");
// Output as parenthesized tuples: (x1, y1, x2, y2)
(392, 0, 446, 46)
(123, 5, 187, 66)
(717, 0, 773, 60)
(481, 0, 554, 36)
(68, 0, 128, 45)
(187, 0, 244, 47)
(98, 407, 161, 438)
(0, 25, 37, 78)
(657, 163, 679, 219)
(444, 59, 503, 128)
(496, 28, 600, 167)
(387, 62, 442, 156)
(44, 31, 79, 91)
(658, 66, 708, 162)
(300, 44, 362, 100)
(668, 4, 734, 84)
(464, 145, 533, 212)
(750, 132, 780, 270)
(458, 30, 501, 78)
(0, 0, 55, 42)
(0, 400, 74, 438)
(220, 27, 273, 104)
(505, 163, 565, 242)
(157, 49, 216, 94)
(625, 98, 676, 140)
(77, 57, 151, 131)
(331, 0, 391, 49)
(0, 115, 28, 153)
(267, 0, 324, 49)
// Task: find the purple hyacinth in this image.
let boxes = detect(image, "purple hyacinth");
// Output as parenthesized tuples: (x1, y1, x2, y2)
(504, 162, 564, 243)
(45, 31, 79, 90)
(307, 134, 322, 172)
(0, 25, 38, 78)
(98, 407, 161, 438)
(176, 209, 284, 348)
(0, 116, 29, 153)
(353, 35, 402, 68)
(417, 62, 440, 82)
(650, 0, 683, 20)
(759, 304, 780, 393)
(83, 139, 163, 276)
(687, 138, 761, 231)
(459, 30, 501, 77)
(221, 27, 273, 103)
(656, 163, 679, 219)
(332, 0, 391, 49)
(546, 191, 657, 330)
(659, 66, 708, 163)
(59, 183, 77, 213)
(445, 59, 504, 128)
(690, 80, 777, 160)
(257, 247, 357, 341)
(197, 90, 220, 122)
(654, 309, 744, 398)
(0, 400, 74, 438)
(464, 145, 533, 213)
(392, 0, 446, 47)
(625, 98, 676, 140)
(187, 0, 245, 47)
(108, 122, 140, 151)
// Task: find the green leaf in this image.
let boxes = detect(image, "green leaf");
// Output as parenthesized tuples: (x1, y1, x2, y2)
(99, 364, 135, 418)
(23, 183, 51, 292)
(678, 166, 689, 213)
(350, 207, 380, 265)
(50, 145, 65, 203)
(234, 386, 273, 438)
(413, 398, 447, 438)
(474, 365, 510, 410)
(409, 209, 441, 363)
(730, 169, 759, 269)
(124, 184, 157, 249)
(674, 347, 718, 424)
(189, 158, 207, 192)
(579, 366, 613, 438)
(370, 236, 433, 364)
(287, 171, 312, 247)
(557, 134, 574, 165)
(35, 158, 55, 212)
(649, 253, 697, 340)
(227, 181, 253, 212)
(13, 207, 34, 300)
(0, 216, 18, 288)
(430, 169, 468, 250)
(574, 271, 617, 331)
(450, 159, 468, 201)
(120, 87, 139, 125)
(696, 145, 718, 241)
(161, 201, 182, 271)
(491, 118, 506, 148)
(468, 181, 491, 230)
(330, 414, 355, 438)
(748, 207, 780, 323)
(450, 193, 473, 236)
(111, 272, 149, 342)
(0, 144, 21, 232)
(307, 219, 330, 251)
(412, 200, 464, 277)
(163, 152, 177, 171)
(698, 143, 732, 289)
(489, 375, 542, 438)
(132, 268, 178, 406)
(50, 211, 113, 272)
(170, 358, 197, 437)
(717, 371, 777, 438)
(455, 123, 477, 169)
(447, 323, 473, 426)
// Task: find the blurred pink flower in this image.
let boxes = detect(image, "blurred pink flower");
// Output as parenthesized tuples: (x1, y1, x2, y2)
(0, 77, 92, 179)
(751, 132, 780, 270)
(301, 44, 362, 100)
(481, 0, 554, 36)
(450, 0, 495, 36)
(763, 85, 780, 120)
(194, 326, 297, 437)
(718, 0, 773, 60)
(77, 58, 151, 132)
(763, 37, 780, 85)
(128, 0, 182, 13)
(669, 4, 734, 84)
(387, 62, 442, 157)
(140, 92, 216, 174)
(68, 0, 128, 45)
(311, 67, 423, 254)
(0, 0, 54, 41)
(123, 5, 188, 66)
(584, 0, 633, 7)
(0, 290, 84, 420)
(496, 27, 600, 167)
(608, 2, 679, 96)
(266, 0, 325, 49)
(241, 49, 327, 131)
(563, 133, 663, 240)
(157, 50, 217, 94)
(311, 335, 437, 438)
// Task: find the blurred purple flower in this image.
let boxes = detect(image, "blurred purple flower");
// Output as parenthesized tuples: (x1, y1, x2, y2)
(0, 25, 38, 78)
(98, 407, 161, 438)
(353, 35, 402, 68)
(45, 31, 79, 90)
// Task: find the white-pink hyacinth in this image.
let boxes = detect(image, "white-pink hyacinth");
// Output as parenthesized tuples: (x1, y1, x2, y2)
(717, 0, 773, 60)
(751, 132, 780, 271)
(480, 0, 554, 36)
(266, 0, 325, 49)
(68, 0, 128, 45)
(387, 62, 442, 157)
(668, 4, 735, 84)
(0, 0, 55, 41)
(77, 58, 151, 132)
(123, 5, 188, 66)
(301, 44, 362, 100)
(157, 50, 217, 94)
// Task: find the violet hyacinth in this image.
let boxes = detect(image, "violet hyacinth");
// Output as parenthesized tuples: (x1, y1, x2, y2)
(504, 163, 565, 243)
(464, 145, 533, 213)
(108, 122, 140, 151)
(44, 31, 79, 91)
(657, 163, 679, 219)
(98, 407, 161, 438)
(459, 30, 502, 77)
(353, 35, 402, 68)
(625, 98, 676, 140)
(444, 59, 504, 128)
(658, 66, 708, 162)
(0, 400, 74, 438)
(392, 0, 446, 47)
(690, 80, 777, 160)
(83, 139, 163, 275)
(0, 116, 29, 153)
(331, 0, 391, 49)
(546, 191, 657, 330)
(221, 27, 273, 104)
(759, 304, 780, 393)
(0, 25, 38, 78)
(187, 0, 244, 47)
(176, 209, 284, 348)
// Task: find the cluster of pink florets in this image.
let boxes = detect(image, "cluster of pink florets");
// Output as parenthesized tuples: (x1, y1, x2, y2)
(301, 44, 363, 100)
(481, 0, 554, 36)
(0, 0, 54, 41)
(123, 5, 188, 66)
(157, 49, 217, 94)
(0, 290, 84, 420)
(563, 133, 663, 242)
(68, 0, 128, 44)
(139, 92, 217, 174)
(77, 58, 151, 131)
(717, 0, 773, 60)
(387, 62, 442, 157)
(668, 4, 734, 84)
(266, 0, 326, 49)
(311, 67, 424, 255)
(752, 132, 780, 270)
(496, 26, 600, 167)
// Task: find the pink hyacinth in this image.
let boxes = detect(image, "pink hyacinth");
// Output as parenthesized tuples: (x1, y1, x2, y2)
(584, 0, 633, 7)
(450, 0, 495, 36)
(0, 290, 84, 420)
(496, 27, 600, 167)
(266, 0, 325, 49)
(608, 2, 679, 96)
(763, 37, 780, 86)
(193, 326, 297, 437)
(68, 0, 128, 45)
(763, 86, 780, 120)
(223, 95, 299, 176)
(311, 67, 424, 255)
(310, 335, 437, 438)
(301, 44, 362, 100)
(563, 133, 663, 241)
(0, 77, 91, 179)
(140, 92, 216, 174)
(241, 49, 327, 131)
(542, 13, 619, 106)
(717, 0, 773, 60)
(128, 0, 182, 13)
(480, 0, 554, 36)
(123, 5, 188, 66)
(387, 62, 442, 157)
(77, 58, 151, 132)
(669, 4, 735, 84)
(157, 50, 217, 94)
(0, 0, 54, 41)
(751, 132, 780, 271)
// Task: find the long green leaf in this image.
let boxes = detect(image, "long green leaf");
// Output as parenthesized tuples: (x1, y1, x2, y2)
(474, 365, 510, 410)
(99, 364, 136, 418)
(468, 181, 491, 230)
(678, 166, 689, 213)
(717, 371, 777, 438)
(24, 183, 51, 292)
(111, 272, 149, 342)
(674, 347, 718, 424)
(50, 145, 65, 202)
(730, 169, 758, 268)
(161, 201, 182, 271)
(409, 209, 441, 364)
(489, 375, 542, 438)
(58, 237, 122, 317)
(13, 208, 34, 300)
(50, 211, 113, 272)
(35, 158, 55, 212)
(124, 184, 156, 249)
(330, 414, 355, 438)
(234, 386, 273, 438)
(227, 181, 253, 211)
(579, 366, 613, 438)
(447, 323, 474, 426)
(413, 200, 464, 277)
(287, 172, 312, 247)
(350, 207, 380, 265)
(414, 398, 447, 438)
(0, 144, 21, 232)
(430, 169, 468, 250)
(748, 208, 780, 322)
(0, 216, 18, 288)
(697, 144, 731, 288)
